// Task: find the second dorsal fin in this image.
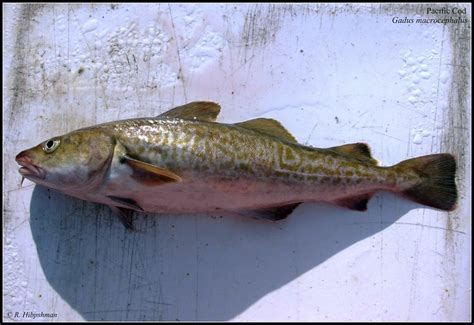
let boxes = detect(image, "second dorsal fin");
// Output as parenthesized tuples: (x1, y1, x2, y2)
(235, 118, 298, 143)
(328, 143, 378, 165)
(157, 101, 221, 122)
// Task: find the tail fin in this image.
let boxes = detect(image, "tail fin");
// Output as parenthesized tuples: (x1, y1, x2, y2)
(394, 154, 458, 211)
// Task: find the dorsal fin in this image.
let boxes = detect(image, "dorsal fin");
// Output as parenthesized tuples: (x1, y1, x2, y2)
(235, 118, 298, 143)
(157, 101, 221, 122)
(327, 143, 378, 165)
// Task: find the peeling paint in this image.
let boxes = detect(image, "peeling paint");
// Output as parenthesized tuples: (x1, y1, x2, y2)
(5, 4, 45, 225)
(6, 5, 44, 137)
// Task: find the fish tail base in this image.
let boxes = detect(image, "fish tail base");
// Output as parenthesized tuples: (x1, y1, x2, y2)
(394, 154, 457, 211)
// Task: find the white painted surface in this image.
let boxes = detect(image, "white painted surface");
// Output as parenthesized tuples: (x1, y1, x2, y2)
(3, 3, 471, 321)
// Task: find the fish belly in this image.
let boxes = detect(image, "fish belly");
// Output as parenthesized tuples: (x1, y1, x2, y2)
(87, 169, 386, 214)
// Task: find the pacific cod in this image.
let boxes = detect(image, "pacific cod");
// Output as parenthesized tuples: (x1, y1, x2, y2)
(16, 102, 458, 228)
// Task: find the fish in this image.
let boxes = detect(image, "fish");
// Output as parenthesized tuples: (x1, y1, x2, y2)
(15, 101, 458, 229)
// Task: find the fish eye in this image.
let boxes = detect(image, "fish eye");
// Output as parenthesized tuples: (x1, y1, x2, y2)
(42, 138, 60, 153)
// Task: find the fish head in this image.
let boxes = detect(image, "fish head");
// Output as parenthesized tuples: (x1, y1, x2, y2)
(15, 128, 115, 191)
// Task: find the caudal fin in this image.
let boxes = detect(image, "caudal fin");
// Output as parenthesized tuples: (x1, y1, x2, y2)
(394, 154, 457, 211)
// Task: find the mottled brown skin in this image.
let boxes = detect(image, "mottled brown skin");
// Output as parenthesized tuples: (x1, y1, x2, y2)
(16, 102, 457, 226)
(102, 118, 412, 212)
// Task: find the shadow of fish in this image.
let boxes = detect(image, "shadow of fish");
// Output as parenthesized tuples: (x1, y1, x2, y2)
(16, 102, 458, 229)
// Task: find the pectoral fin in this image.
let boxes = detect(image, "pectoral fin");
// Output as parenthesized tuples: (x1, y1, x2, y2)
(122, 155, 182, 185)
(157, 101, 221, 121)
(112, 141, 182, 185)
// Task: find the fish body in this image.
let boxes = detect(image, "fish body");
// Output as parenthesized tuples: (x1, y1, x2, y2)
(16, 102, 458, 228)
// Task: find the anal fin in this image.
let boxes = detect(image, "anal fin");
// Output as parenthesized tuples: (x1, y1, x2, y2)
(334, 193, 373, 211)
(235, 203, 301, 221)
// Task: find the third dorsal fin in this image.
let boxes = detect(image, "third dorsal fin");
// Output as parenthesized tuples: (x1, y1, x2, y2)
(235, 118, 298, 143)
(328, 143, 378, 165)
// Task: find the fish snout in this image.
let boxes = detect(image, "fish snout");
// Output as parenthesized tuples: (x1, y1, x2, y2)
(16, 150, 45, 179)
(15, 150, 33, 165)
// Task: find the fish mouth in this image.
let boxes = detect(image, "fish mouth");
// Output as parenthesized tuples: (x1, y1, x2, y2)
(18, 166, 45, 179)
(16, 153, 45, 180)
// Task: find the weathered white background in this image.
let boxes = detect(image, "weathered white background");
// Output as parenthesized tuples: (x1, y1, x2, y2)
(3, 3, 471, 321)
